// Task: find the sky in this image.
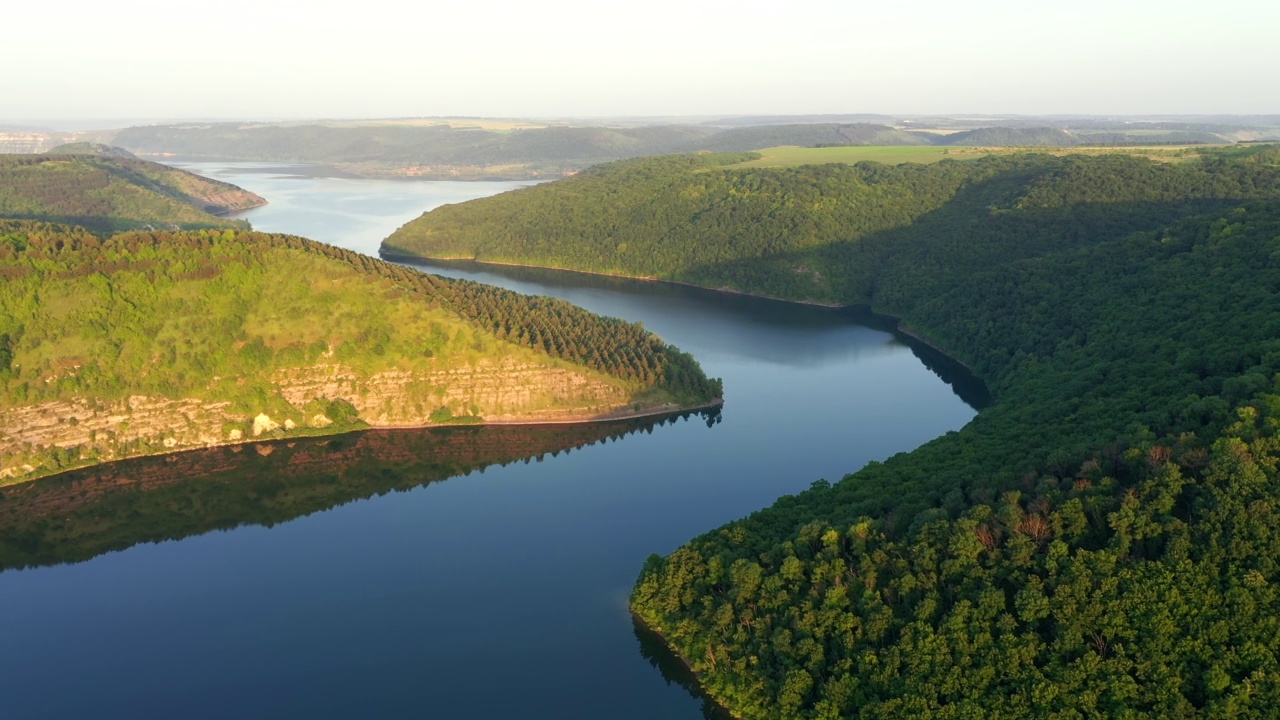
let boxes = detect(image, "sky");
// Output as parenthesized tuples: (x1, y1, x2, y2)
(3, 0, 1279, 124)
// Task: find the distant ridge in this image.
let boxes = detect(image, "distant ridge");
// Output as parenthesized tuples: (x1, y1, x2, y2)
(695, 123, 932, 152)
(46, 142, 139, 159)
(0, 153, 265, 233)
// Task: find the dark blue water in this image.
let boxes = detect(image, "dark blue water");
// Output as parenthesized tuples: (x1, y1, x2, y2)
(0, 165, 978, 719)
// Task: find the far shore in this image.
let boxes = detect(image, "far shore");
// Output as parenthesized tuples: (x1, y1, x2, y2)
(381, 251, 988, 387)
(379, 251, 845, 308)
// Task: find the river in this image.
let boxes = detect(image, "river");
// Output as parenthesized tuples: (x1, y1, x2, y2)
(0, 163, 979, 719)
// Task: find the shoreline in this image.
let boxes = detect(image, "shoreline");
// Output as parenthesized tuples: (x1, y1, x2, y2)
(373, 397, 723, 430)
(210, 197, 268, 216)
(894, 324, 981, 375)
(380, 251, 845, 308)
(1, 398, 723, 490)
(383, 251, 987, 386)
(631, 612, 743, 720)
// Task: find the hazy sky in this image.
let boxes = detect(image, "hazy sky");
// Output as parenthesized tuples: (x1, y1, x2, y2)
(4, 0, 1278, 123)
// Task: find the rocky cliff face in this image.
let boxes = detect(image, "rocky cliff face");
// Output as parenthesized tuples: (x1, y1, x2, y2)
(276, 358, 628, 425)
(0, 359, 633, 484)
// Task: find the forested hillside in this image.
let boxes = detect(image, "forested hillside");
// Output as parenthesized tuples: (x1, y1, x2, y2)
(0, 222, 719, 484)
(387, 146, 1280, 716)
(632, 200, 1280, 719)
(383, 149, 1280, 306)
(0, 154, 265, 233)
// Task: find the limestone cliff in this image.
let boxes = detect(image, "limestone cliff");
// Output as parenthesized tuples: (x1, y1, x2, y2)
(0, 358, 636, 484)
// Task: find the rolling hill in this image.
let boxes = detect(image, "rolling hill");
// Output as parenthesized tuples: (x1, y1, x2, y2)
(0, 153, 265, 233)
(0, 222, 720, 485)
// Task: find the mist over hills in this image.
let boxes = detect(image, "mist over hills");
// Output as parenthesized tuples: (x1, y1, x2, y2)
(4, 114, 1276, 180)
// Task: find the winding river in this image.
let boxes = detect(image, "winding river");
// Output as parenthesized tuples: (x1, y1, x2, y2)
(0, 163, 979, 719)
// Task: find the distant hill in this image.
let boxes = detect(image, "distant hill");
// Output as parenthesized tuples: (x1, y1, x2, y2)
(382, 149, 1280, 304)
(107, 118, 1268, 179)
(0, 223, 720, 484)
(0, 153, 265, 233)
(939, 126, 1078, 146)
(45, 142, 138, 159)
(110, 122, 717, 178)
(1072, 130, 1226, 145)
(694, 123, 932, 152)
(701, 114, 899, 128)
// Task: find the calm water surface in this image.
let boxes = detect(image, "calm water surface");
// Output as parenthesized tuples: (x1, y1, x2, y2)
(0, 165, 979, 719)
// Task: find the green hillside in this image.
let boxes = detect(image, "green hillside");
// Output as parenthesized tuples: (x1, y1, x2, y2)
(0, 222, 719, 484)
(696, 124, 932, 152)
(0, 154, 266, 233)
(941, 126, 1078, 146)
(45, 142, 139, 159)
(386, 147, 1280, 716)
(382, 149, 1280, 307)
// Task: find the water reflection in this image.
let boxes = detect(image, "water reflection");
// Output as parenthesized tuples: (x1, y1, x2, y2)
(390, 257, 989, 405)
(632, 616, 735, 720)
(0, 409, 718, 573)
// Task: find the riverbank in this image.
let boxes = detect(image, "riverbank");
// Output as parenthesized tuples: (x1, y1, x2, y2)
(381, 252, 990, 402)
(0, 398, 723, 490)
(379, 251, 839, 309)
(631, 613, 742, 720)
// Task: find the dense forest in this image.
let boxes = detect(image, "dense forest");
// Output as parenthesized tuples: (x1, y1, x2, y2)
(0, 222, 719, 483)
(0, 153, 265, 233)
(633, 202, 1280, 719)
(388, 146, 1280, 716)
(0, 410, 717, 572)
(383, 147, 1280, 307)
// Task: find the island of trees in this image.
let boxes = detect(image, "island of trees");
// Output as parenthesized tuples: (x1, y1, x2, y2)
(0, 221, 720, 485)
(385, 145, 1280, 716)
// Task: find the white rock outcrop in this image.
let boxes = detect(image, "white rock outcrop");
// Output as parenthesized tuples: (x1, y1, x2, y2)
(252, 413, 280, 437)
